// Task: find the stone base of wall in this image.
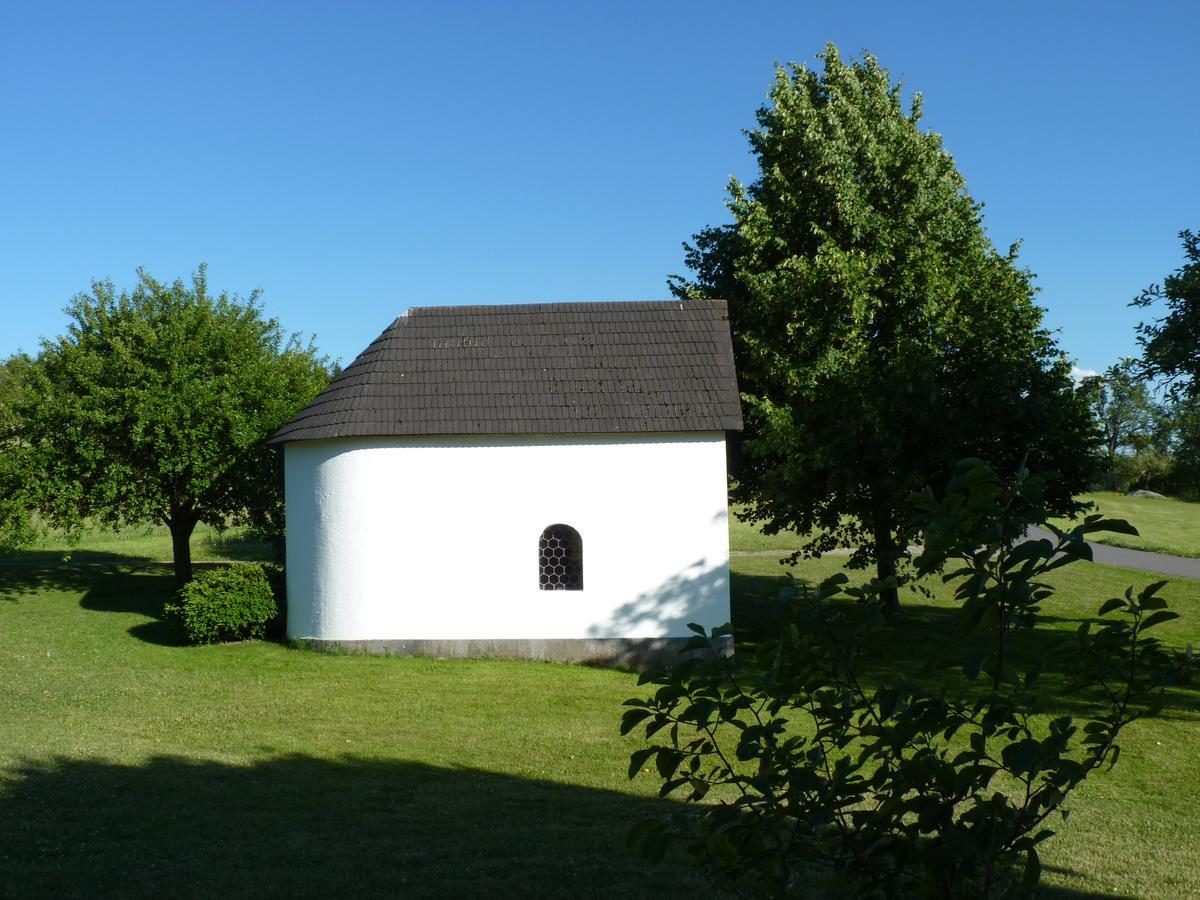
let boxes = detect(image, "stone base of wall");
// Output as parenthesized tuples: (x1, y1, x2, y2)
(298, 635, 734, 668)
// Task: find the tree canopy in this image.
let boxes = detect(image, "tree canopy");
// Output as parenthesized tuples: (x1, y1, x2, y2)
(1082, 359, 1162, 491)
(1133, 229, 1200, 404)
(0, 354, 38, 551)
(1133, 230, 1200, 498)
(670, 46, 1100, 609)
(9, 266, 334, 583)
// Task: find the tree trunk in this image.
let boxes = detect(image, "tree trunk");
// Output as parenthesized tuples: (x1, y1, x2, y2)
(873, 516, 900, 615)
(168, 515, 197, 588)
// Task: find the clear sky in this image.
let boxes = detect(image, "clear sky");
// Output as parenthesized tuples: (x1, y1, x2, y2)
(2, 1, 1196, 375)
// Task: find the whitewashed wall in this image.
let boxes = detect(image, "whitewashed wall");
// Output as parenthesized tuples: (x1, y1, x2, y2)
(283, 433, 731, 643)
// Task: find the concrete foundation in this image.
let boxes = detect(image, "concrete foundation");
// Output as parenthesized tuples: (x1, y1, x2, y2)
(300, 635, 734, 668)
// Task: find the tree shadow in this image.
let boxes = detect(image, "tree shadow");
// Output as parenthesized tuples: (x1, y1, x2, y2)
(729, 571, 1200, 719)
(201, 527, 277, 562)
(586, 558, 730, 640)
(0, 551, 234, 646)
(0, 549, 150, 600)
(0, 755, 703, 899)
(1040, 867, 1140, 899)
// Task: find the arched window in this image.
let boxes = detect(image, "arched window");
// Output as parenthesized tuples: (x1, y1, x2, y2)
(538, 524, 583, 590)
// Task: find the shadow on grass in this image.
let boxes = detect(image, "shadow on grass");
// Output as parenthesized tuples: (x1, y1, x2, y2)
(0, 755, 1140, 899)
(0, 549, 152, 600)
(0, 754, 703, 900)
(0, 551, 235, 646)
(730, 572, 1200, 719)
(200, 527, 277, 562)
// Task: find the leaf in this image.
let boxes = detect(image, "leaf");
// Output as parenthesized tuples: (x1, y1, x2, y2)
(1141, 610, 1181, 631)
(1001, 739, 1042, 775)
(1077, 517, 1140, 537)
(620, 708, 653, 735)
(627, 747, 656, 780)
(1022, 846, 1042, 894)
(656, 749, 684, 780)
(963, 656, 982, 680)
(1097, 596, 1126, 617)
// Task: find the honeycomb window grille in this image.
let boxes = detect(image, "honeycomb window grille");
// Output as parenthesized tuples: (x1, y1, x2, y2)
(538, 524, 583, 591)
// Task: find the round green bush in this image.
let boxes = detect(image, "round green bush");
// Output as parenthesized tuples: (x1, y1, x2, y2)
(165, 564, 280, 644)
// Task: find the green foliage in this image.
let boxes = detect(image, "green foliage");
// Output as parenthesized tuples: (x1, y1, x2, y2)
(1134, 230, 1200, 405)
(1081, 359, 1165, 490)
(1167, 402, 1200, 498)
(8, 265, 334, 583)
(1111, 449, 1172, 494)
(0, 354, 38, 551)
(625, 460, 1194, 898)
(669, 45, 1100, 608)
(165, 563, 280, 644)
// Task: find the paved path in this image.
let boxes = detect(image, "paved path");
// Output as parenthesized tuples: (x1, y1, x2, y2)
(1026, 527, 1200, 581)
(732, 532, 1200, 581)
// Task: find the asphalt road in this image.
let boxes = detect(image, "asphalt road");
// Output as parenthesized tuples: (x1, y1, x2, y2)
(1026, 526, 1200, 580)
(731, 531, 1200, 581)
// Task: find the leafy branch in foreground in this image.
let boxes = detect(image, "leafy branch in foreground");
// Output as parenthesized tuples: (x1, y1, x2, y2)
(623, 460, 1195, 898)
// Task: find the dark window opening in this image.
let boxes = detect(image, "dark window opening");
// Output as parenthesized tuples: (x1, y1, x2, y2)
(538, 524, 583, 590)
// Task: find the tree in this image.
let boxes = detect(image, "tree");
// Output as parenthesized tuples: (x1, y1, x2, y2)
(1134, 230, 1200, 499)
(10, 266, 333, 584)
(625, 460, 1194, 897)
(1082, 359, 1159, 490)
(1168, 401, 1200, 498)
(0, 354, 38, 551)
(1133, 229, 1200, 404)
(669, 46, 1099, 611)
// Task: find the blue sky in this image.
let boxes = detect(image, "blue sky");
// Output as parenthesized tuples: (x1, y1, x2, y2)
(2, 1, 1196, 375)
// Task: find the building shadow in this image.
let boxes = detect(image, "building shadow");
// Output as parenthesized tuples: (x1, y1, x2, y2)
(0, 754, 1149, 899)
(0, 755, 704, 899)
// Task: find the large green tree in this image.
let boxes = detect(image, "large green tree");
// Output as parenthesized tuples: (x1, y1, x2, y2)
(1133, 229, 1200, 403)
(670, 46, 1099, 610)
(1133, 230, 1200, 498)
(10, 266, 333, 584)
(0, 354, 38, 551)
(1082, 359, 1161, 491)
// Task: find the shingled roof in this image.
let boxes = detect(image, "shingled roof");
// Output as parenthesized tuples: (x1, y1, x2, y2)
(270, 299, 742, 442)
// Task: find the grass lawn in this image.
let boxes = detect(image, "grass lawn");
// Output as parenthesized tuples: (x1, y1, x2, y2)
(1, 525, 1198, 897)
(727, 504, 808, 552)
(1051, 491, 1200, 559)
(12, 520, 275, 563)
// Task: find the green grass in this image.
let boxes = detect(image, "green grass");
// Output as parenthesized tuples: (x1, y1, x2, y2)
(1052, 491, 1200, 559)
(0, 525, 1197, 897)
(6, 520, 275, 563)
(728, 504, 811, 552)
(0, 556, 703, 898)
(733, 492, 1200, 561)
(731, 554, 1200, 898)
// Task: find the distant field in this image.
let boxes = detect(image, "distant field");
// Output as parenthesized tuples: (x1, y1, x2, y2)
(733, 493, 1200, 561)
(1052, 491, 1200, 559)
(4, 521, 275, 564)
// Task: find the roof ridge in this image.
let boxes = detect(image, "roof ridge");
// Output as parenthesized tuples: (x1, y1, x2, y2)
(270, 299, 739, 443)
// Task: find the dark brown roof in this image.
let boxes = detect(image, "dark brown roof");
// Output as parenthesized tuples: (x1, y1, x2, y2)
(271, 299, 742, 442)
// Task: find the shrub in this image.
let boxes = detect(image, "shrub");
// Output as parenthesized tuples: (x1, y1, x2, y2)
(624, 460, 1196, 898)
(165, 563, 280, 644)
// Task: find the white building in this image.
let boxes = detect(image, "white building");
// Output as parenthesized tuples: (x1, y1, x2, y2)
(271, 300, 742, 664)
